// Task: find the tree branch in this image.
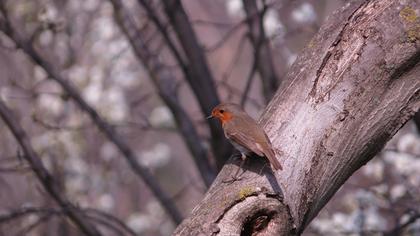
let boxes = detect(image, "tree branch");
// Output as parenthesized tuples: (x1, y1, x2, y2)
(161, 0, 232, 169)
(384, 210, 420, 236)
(174, 0, 420, 234)
(242, 0, 280, 103)
(109, 0, 216, 188)
(134, 0, 217, 185)
(240, 51, 258, 107)
(0, 1, 182, 224)
(0, 206, 137, 236)
(0, 100, 101, 236)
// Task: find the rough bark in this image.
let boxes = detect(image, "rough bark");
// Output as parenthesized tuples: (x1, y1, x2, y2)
(174, 0, 420, 235)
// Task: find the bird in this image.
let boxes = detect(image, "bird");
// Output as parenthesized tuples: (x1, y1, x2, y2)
(208, 103, 282, 172)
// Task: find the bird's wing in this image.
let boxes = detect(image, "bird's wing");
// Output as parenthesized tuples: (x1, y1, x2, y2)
(259, 141, 283, 170)
(225, 131, 264, 157)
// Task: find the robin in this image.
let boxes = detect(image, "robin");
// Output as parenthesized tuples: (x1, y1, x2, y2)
(208, 103, 282, 172)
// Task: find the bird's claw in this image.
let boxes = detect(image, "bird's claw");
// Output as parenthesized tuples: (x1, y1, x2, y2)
(222, 175, 243, 184)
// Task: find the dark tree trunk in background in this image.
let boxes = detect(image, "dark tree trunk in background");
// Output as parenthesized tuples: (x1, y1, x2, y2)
(414, 110, 420, 132)
(174, 0, 420, 235)
(162, 0, 232, 169)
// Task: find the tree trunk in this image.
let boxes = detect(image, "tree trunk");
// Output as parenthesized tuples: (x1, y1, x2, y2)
(174, 0, 420, 235)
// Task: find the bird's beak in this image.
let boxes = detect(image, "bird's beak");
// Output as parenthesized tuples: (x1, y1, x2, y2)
(206, 114, 213, 119)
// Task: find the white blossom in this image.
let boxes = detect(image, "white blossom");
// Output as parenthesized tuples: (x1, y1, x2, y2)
(363, 160, 384, 180)
(37, 93, 64, 115)
(264, 9, 285, 38)
(126, 213, 152, 233)
(292, 3, 317, 23)
(138, 143, 171, 168)
(149, 106, 175, 129)
(226, 0, 244, 17)
(390, 184, 406, 201)
(97, 194, 115, 211)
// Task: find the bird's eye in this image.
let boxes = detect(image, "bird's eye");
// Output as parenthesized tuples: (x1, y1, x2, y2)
(219, 109, 224, 114)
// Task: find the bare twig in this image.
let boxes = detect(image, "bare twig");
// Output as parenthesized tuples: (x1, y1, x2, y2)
(203, 3, 277, 53)
(240, 47, 259, 107)
(137, 0, 233, 170)
(110, 0, 216, 188)
(0, 206, 137, 236)
(14, 214, 52, 236)
(136, 0, 187, 69)
(384, 210, 420, 236)
(0, 163, 30, 173)
(161, 0, 232, 169)
(205, 20, 246, 52)
(0, 99, 101, 236)
(191, 19, 234, 28)
(242, 0, 280, 103)
(85, 208, 137, 236)
(220, 33, 248, 83)
(0, 207, 61, 224)
(0, 2, 182, 224)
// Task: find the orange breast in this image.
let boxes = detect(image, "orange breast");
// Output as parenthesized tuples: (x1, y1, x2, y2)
(219, 111, 233, 124)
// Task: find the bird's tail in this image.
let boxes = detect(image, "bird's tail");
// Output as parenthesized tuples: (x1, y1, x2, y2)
(264, 146, 282, 170)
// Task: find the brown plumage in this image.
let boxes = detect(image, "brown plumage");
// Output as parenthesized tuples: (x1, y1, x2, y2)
(210, 103, 282, 170)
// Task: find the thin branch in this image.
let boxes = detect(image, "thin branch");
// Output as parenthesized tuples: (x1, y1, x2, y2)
(0, 2, 182, 224)
(205, 20, 246, 52)
(0, 99, 101, 236)
(384, 210, 420, 236)
(136, 0, 187, 69)
(0, 207, 61, 224)
(85, 208, 137, 236)
(242, 0, 280, 103)
(0, 206, 137, 236)
(217, 80, 262, 109)
(14, 214, 52, 236)
(220, 33, 248, 83)
(110, 0, 216, 188)
(240, 45, 259, 107)
(0, 163, 30, 173)
(203, 3, 278, 53)
(161, 0, 232, 169)
(191, 19, 234, 28)
(137, 0, 232, 170)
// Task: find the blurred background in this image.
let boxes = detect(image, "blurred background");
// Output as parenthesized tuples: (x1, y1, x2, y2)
(0, 0, 419, 235)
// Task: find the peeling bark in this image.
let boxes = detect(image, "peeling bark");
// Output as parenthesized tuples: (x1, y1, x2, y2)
(174, 0, 420, 235)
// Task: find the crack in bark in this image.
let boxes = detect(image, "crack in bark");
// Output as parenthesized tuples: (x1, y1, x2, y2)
(389, 50, 420, 82)
(308, 1, 370, 102)
(241, 210, 276, 236)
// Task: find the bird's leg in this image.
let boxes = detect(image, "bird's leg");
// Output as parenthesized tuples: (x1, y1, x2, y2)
(258, 162, 268, 175)
(223, 153, 247, 184)
(231, 152, 242, 160)
(236, 153, 247, 176)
